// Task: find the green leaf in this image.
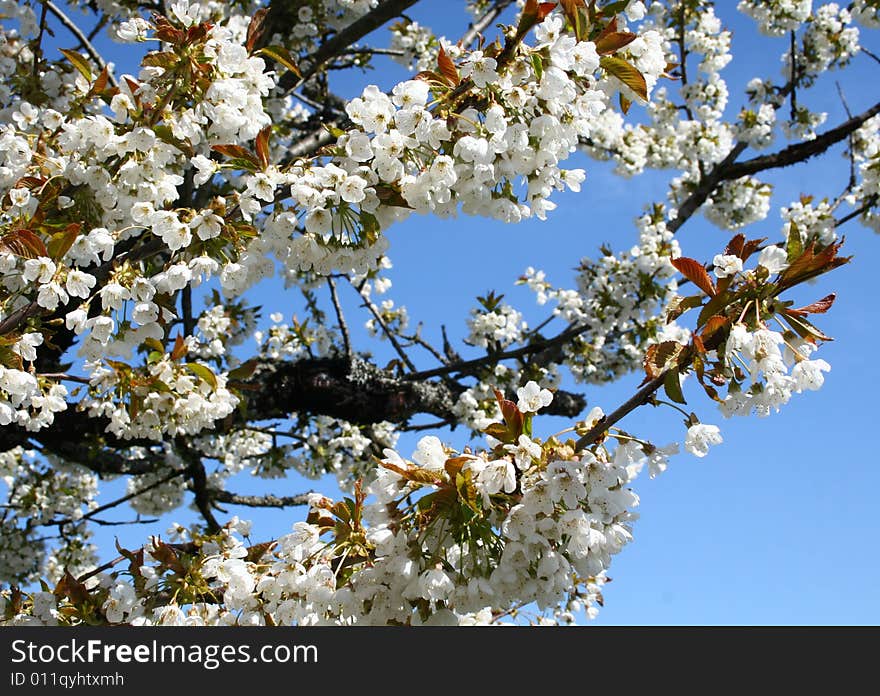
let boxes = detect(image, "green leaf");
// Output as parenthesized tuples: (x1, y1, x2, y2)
(257, 45, 301, 78)
(665, 294, 704, 323)
(531, 52, 544, 80)
(59, 48, 92, 81)
(786, 222, 803, 263)
(600, 0, 631, 14)
(228, 359, 258, 381)
(142, 337, 165, 354)
(184, 362, 218, 389)
(779, 311, 833, 343)
(663, 369, 686, 405)
(47, 223, 81, 262)
(600, 55, 648, 102)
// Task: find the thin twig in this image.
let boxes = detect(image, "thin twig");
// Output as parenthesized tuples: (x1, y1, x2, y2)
(45, 1, 119, 88)
(574, 372, 669, 451)
(327, 276, 352, 360)
(402, 419, 452, 432)
(861, 46, 880, 65)
(33, 1, 49, 80)
(835, 81, 857, 198)
(351, 278, 417, 372)
(403, 322, 591, 381)
(460, 0, 516, 48)
(400, 324, 448, 365)
(835, 195, 878, 226)
(790, 31, 798, 121)
(52, 469, 184, 530)
(337, 47, 406, 57)
(37, 372, 91, 385)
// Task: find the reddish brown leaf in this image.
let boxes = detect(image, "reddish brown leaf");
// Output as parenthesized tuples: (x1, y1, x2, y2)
(437, 46, 460, 86)
(700, 314, 730, 340)
(724, 233, 745, 259)
(55, 569, 89, 605)
(0, 228, 48, 259)
(778, 240, 850, 289)
(444, 456, 472, 479)
(150, 541, 184, 574)
(89, 65, 110, 96)
(15, 176, 46, 190)
(538, 2, 558, 20)
(170, 334, 187, 361)
(246, 8, 268, 53)
(211, 144, 261, 170)
(671, 256, 716, 297)
(255, 125, 271, 169)
(741, 237, 766, 262)
(594, 14, 619, 42)
(788, 293, 837, 316)
(594, 31, 637, 55)
(643, 340, 685, 381)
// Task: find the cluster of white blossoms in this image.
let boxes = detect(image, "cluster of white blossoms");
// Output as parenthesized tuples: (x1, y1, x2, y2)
(0, 0, 872, 623)
(389, 19, 439, 72)
(81, 352, 238, 441)
(3, 384, 677, 626)
(0, 364, 68, 431)
(738, 0, 813, 37)
(720, 323, 831, 418)
(781, 197, 838, 246)
(466, 300, 527, 349)
(794, 3, 861, 79)
(849, 115, 880, 231)
(0, 447, 98, 584)
(703, 176, 773, 230)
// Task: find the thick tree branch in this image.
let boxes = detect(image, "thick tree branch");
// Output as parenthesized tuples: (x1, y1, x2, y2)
(667, 143, 748, 233)
(575, 371, 669, 451)
(211, 491, 313, 508)
(722, 100, 880, 182)
(278, 0, 419, 92)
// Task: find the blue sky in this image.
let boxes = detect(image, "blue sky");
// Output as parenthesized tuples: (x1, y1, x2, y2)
(35, 2, 880, 624)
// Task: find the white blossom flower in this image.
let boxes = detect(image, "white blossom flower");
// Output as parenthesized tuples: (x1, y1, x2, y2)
(684, 424, 723, 458)
(516, 381, 553, 413)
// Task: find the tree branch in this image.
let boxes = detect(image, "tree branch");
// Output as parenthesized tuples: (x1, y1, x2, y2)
(210, 490, 313, 508)
(721, 100, 880, 182)
(278, 0, 419, 92)
(574, 372, 669, 451)
(460, 0, 516, 48)
(45, 0, 118, 88)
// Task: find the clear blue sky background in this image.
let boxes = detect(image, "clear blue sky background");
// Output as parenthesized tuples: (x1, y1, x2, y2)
(38, 2, 880, 624)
